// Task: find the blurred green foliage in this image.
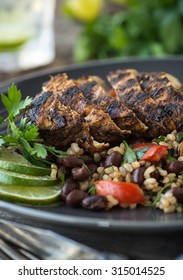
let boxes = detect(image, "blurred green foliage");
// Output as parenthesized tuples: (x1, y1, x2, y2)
(70, 0, 183, 62)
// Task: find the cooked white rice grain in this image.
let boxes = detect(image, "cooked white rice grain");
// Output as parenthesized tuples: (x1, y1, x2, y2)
(144, 165, 156, 179)
(123, 163, 133, 173)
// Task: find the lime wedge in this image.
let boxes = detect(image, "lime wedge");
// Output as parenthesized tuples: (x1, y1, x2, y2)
(0, 184, 61, 206)
(0, 169, 58, 186)
(0, 147, 51, 176)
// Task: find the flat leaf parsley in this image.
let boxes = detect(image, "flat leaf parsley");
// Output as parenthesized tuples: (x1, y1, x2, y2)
(0, 84, 66, 167)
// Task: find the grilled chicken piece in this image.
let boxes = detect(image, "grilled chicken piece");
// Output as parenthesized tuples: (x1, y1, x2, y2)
(107, 69, 176, 138)
(75, 75, 147, 136)
(43, 74, 131, 144)
(139, 72, 183, 131)
(42, 73, 68, 92)
(25, 92, 88, 149)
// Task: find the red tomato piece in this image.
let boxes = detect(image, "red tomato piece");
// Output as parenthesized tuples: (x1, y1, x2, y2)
(133, 142, 168, 162)
(132, 142, 156, 151)
(95, 181, 144, 204)
(141, 145, 168, 161)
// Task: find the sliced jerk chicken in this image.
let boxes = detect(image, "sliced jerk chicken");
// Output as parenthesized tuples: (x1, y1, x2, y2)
(27, 73, 130, 150)
(74, 75, 147, 135)
(107, 69, 176, 138)
(138, 72, 183, 131)
(25, 90, 93, 151)
(25, 69, 183, 153)
(44, 74, 131, 143)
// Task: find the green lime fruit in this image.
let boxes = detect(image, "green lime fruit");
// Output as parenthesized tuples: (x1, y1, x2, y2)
(0, 168, 58, 186)
(0, 184, 62, 206)
(0, 147, 51, 176)
(63, 0, 104, 22)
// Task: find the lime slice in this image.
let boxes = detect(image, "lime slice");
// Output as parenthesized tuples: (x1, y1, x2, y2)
(0, 9, 34, 51)
(0, 184, 61, 206)
(63, 0, 104, 22)
(0, 147, 51, 176)
(0, 169, 58, 186)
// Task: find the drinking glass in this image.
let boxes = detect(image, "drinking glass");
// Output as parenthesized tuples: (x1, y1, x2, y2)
(0, 0, 56, 72)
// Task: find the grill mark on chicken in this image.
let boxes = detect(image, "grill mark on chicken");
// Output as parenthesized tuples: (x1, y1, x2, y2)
(139, 72, 183, 130)
(109, 71, 131, 84)
(44, 75, 131, 144)
(26, 93, 89, 149)
(75, 76, 147, 135)
(26, 69, 182, 154)
(26, 91, 52, 125)
(107, 69, 175, 137)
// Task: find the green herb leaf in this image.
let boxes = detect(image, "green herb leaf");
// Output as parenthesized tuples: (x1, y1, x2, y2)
(151, 184, 171, 208)
(176, 132, 183, 142)
(135, 147, 150, 160)
(88, 184, 96, 195)
(46, 146, 67, 156)
(165, 154, 176, 163)
(0, 135, 19, 146)
(19, 118, 39, 142)
(33, 143, 48, 159)
(58, 169, 65, 185)
(122, 140, 137, 164)
(153, 135, 165, 144)
(1, 83, 32, 121)
(0, 116, 3, 125)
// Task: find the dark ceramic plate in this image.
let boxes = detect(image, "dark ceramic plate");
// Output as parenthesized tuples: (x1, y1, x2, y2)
(0, 57, 183, 259)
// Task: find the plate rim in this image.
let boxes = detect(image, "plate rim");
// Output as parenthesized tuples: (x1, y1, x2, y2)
(1, 55, 183, 90)
(1, 201, 183, 233)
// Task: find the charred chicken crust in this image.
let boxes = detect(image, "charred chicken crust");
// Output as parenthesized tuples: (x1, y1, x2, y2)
(25, 69, 183, 153)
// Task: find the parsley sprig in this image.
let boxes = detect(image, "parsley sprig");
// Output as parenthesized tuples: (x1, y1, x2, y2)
(0, 84, 66, 167)
(121, 140, 137, 164)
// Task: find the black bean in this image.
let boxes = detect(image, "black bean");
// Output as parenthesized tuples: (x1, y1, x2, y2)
(56, 157, 64, 166)
(87, 163, 97, 174)
(71, 166, 91, 181)
(172, 187, 183, 203)
(57, 166, 67, 178)
(45, 153, 56, 162)
(58, 155, 83, 168)
(82, 195, 108, 210)
(99, 161, 105, 167)
(80, 155, 95, 164)
(60, 179, 78, 200)
(166, 161, 183, 174)
(65, 189, 88, 207)
(131, 167, 145, 185)
(150, 169, 161, 180)
(104, 152, 122, 167)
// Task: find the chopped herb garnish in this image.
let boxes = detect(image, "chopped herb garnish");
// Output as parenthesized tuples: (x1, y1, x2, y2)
(88, 184, 96, 195)
(153, 135, 165, 144)
(164, 148, 176, 163)
(151, 184, 171, 208)
(135, 146, 150, 160)
(122, 140, 137, 164)
(176, 132, 183, 142)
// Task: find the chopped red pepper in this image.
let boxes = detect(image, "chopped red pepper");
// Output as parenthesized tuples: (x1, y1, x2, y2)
(95, 180, 144, 204)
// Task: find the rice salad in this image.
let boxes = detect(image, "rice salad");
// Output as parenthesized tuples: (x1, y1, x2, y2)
(53, 130, 183, 213)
